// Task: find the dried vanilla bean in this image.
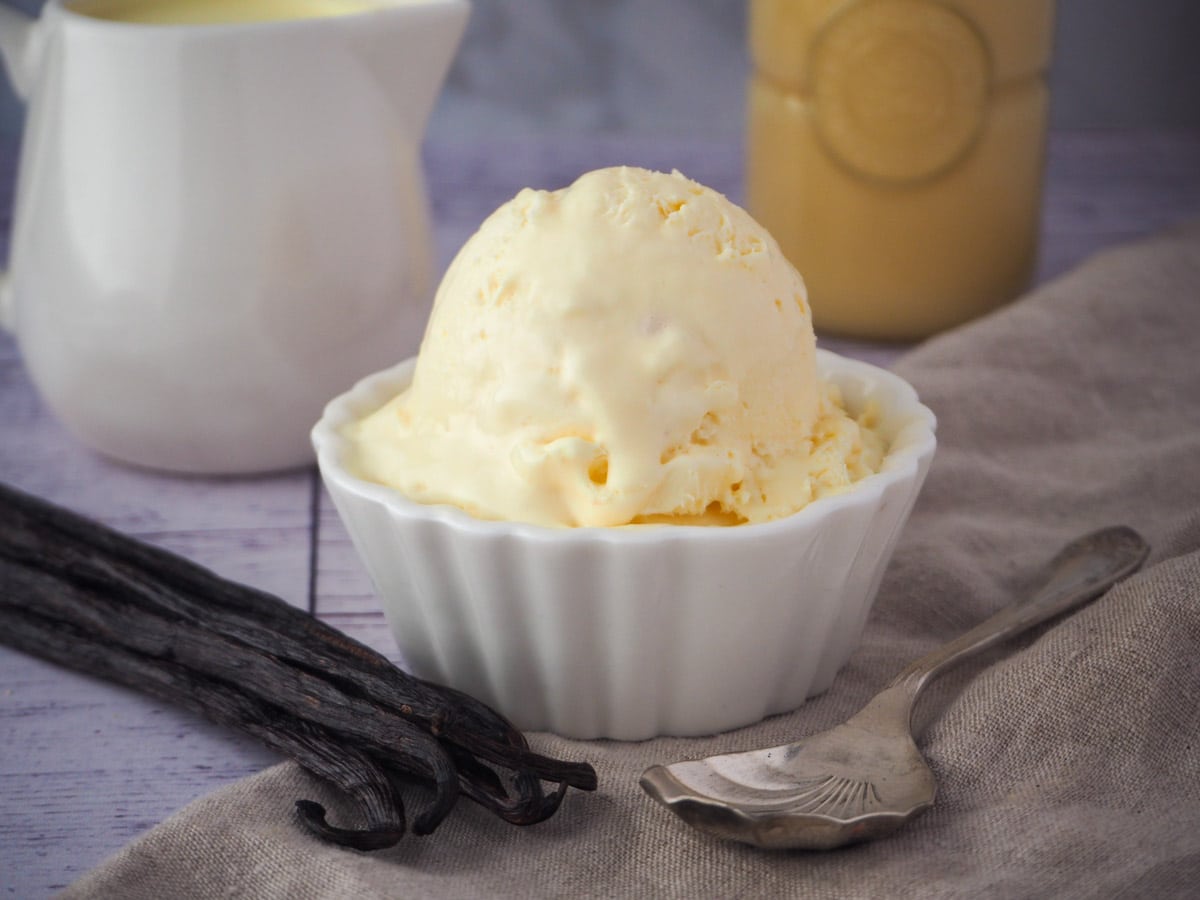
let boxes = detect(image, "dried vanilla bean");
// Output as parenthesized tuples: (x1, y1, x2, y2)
(0, 600, 411, 848)
(2, 480, 594, 791)
(3, 483, 520, 741)
(0, 482, 596, 848)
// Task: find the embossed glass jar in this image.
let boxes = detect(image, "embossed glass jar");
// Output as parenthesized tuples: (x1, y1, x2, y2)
(747, 0, 1056, 340)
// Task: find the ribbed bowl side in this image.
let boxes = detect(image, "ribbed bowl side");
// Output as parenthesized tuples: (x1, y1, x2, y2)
(339, 465, 927, 740)
(314, 350, 936, 740)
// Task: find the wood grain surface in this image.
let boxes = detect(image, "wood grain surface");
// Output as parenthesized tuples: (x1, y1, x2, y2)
(2, 132, 1198, 897)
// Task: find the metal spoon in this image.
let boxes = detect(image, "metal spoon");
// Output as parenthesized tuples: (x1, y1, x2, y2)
(640, 525, 1149, 850)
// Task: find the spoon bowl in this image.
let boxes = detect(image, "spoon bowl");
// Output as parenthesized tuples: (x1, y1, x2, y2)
(642, 706, 935, 849)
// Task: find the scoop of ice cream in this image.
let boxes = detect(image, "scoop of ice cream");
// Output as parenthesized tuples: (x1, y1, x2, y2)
(344, 166, 881, 527)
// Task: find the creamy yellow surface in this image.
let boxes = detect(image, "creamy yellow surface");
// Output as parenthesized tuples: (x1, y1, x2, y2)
(72, 0, 388, 24)
(344, 167, 884, 529)
(746, 0, 1055, 340)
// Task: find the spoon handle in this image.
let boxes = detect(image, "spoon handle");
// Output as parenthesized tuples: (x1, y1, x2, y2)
(886, 526, 1149, 701)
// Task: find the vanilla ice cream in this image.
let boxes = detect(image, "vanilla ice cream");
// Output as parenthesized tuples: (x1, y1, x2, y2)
(343, 167, 882, 527)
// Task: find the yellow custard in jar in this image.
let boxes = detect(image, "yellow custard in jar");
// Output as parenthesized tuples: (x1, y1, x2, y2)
(747, 0, 1056, 340)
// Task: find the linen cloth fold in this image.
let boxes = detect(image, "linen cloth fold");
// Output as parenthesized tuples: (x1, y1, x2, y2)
(63, 223, 1200, 899)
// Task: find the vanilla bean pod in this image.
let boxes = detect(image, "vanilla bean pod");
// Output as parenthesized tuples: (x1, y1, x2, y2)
(0, 482, 596, 846)
(2, 562, 466, 835)
(0, 601, 410, 849)
(2, 482, 594, 793)
(0, 486, 589, 825)
(5, 563, 466, 827)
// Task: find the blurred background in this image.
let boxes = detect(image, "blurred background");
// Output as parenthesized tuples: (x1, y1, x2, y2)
(2, 0, 1200, 145)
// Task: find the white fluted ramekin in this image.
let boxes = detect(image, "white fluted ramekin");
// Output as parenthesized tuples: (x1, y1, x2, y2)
(313, 349, 935, 740)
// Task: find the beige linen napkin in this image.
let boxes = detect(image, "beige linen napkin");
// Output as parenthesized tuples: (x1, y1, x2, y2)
(63, 224, 1200, 899)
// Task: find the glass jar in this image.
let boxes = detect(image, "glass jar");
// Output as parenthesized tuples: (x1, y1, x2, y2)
(747, 0, 1056, 340)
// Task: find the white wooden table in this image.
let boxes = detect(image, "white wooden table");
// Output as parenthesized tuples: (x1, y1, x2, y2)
(2, 132, 1198, 897)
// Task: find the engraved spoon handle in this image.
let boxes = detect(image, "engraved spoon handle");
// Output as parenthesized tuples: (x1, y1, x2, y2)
(885, 526, 1149, 704)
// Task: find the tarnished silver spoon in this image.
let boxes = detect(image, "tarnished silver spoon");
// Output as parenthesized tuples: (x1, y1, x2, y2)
(640, 526, 1149, 850)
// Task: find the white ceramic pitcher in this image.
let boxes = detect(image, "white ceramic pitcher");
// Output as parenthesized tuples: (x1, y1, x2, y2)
(0, 0, 468, 473)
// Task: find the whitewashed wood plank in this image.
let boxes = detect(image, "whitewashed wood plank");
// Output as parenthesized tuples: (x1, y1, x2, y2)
(0, 653, 282, 894)
(1036, 132, 1200, 282)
